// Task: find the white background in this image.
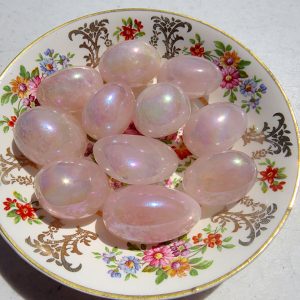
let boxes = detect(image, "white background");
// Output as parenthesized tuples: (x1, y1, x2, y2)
(0, 0, 299, 299)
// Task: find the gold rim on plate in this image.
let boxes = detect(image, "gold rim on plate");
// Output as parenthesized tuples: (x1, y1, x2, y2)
(0, 8, 299, 299)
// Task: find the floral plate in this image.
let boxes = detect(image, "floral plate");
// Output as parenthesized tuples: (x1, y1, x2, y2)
(0, 8, 299, 299)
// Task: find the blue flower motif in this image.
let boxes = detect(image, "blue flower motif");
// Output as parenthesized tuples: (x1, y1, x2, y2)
(118, 256, 140, 274)
(259, 83, 267, 94)
(249, 98, 260, 109)
(102, 252, 116, 264)
(240, 79, 257, 96)
(59, 55, 70, 68)
(44, 48, 54, 56)
(108, 269, 121, 278)
(39, 58, 58, 76)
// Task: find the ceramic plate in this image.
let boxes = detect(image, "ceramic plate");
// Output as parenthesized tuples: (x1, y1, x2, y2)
(0, 8, 299, 299)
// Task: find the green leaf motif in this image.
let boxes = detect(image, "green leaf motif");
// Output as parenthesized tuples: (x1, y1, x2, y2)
(155, 271, 168, 284)
(238, 60, 251, 68)
(31, 67, 40, 78)
(3, 85, 11, 92)
(11, 94, 18, 105)
(142, 265, 157, 272)
(1, 93, 12, 105)
(261, 181, 268, 193)
(223, 89, 230, 97)
(189, 257, 202, 265)
(33, 219, 42, 224)
(14, 216, 21, 224)
(125, 273, 130, 281)
(122, 18, 127, 26)
(20, 65, 27, 78)
(214, 41, 225, 51)
(7, 209, 17, 217)
(128, 17, 133, 26)
(189, 245, 200, 251)
(13, 191, 24, 202)
(195, 33, 201, 43)
(225, 44, 232, 51)
(136, 32, 145, 37)
(217, 245, 222, 252)
(201, 245, 207, 254)
(222, 244, 235, 249)
(215, 49, 224, 57)
(223, 236, 232, 243)
(229, 91, 237, 102)
(189, 269, 198, 276)
(277, 174, 287, 179)
(193, 260, 213, 270)
(239, 70, 248, 78)
(189, 38, 196, 44)
(3, 126, 9, 133)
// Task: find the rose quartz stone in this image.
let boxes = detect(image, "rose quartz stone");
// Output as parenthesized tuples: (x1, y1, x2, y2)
(13, 107, 87, 166)
(183, 102, 247, 158)
(157, 55, 222, 97)
(35, 159, 110, 219)
(133, 83, 191, 138)
(103, 185, 201, 243)
(183, 150, 257, 206)
(37, 66, 103, 113)
(93, 134, 178, 184)
(99, 40, 161, 87)
(82, 83, 135, 140)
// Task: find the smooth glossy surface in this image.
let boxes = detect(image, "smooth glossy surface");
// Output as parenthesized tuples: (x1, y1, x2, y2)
(103, 185, 201, 243)
(35, 159, 110, 219)
(99, 40, 161, 87)
(134, 83, 191, 138)
(157, 55, 222, 97)
(93, 134, 178, 184)
(13, 107, 87, 166)
(82, 83, 135, 139)
(183, 102, 247, 158)
(183, 150, 257, 206)
(37, 66, 103, 113)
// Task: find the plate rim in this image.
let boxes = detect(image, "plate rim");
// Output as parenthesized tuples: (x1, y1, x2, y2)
(0, 7, 299, 299)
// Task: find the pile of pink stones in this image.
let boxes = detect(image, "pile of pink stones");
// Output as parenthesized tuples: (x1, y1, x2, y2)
(13, 40, 257, 244)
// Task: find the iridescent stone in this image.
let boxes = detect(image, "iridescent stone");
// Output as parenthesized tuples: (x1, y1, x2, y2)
(37, 66, 103, 113)
(183, 102, 247, 157)
(183, 150, 257, 206)
(93, 134, 178, 184)
(35, 159, 110, 219)
(13, 107, 87, 166)
(82, 83, 135, 139)
(99, 40, 161, 87)
(157, 55, 222, 97)
(133, 83, 191, 138)
(103, 185, 201, 243)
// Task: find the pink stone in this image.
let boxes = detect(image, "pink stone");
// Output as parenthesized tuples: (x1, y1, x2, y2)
(13, 107, 87, 166)
(183, 150, 257, 206)
(133, 83, 191, 138)
(157, 55, 222, 97)
(82, 83, 135, 140)
(35, 159, 110, 219)
(183, 102, 247, 158)
(37, 67, 103, 113)
(99, 40, 161, 87)
(93, 134, 178, 184)
(103, 185, 201, 243)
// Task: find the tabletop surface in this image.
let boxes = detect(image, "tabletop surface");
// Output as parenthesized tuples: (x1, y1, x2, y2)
(0, 0, 299, 299)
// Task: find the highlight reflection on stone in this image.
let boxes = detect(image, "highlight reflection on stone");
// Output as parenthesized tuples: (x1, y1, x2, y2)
(183, 150, 257, 206)
(134, 83, 191, 138)
(35, 159, 110, 219)
(103, 185, 201, 243)
(93, 134, 178, 184)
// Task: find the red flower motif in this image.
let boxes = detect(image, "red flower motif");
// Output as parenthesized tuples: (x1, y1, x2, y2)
(172, 143, 192, 160)
(270, 181, 286, 191)
(134, 19, 143, 32)
(3, 198, 17, 211)
(7, 116, 17, 127)
(190, 43, 205, 57)
(120, 26, 137, 40)
(260, 166, 278, 184)
(203, 233, 222, 248)
(192, 233, 202, 244)
(220, 67, 240, 89)
(16, 203, 36, 220)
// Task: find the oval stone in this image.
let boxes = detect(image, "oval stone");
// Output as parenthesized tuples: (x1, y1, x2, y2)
(35, 159, 110, 220)
(13, 107, 87, 166)
(93, 134, 178, 184)
(99, 40, 161, 87)
(82, 83, 135, 139)
(133, 83, 191, 138)
(183, 150, 257, 206)
(183, 102, 247, 158)
(157, 55, 222, 97)
(37, 66, 103, 113)
(103, 185, 201, 243)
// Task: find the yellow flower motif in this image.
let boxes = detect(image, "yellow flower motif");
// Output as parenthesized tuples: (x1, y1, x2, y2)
(10, 76, 29, 99)
(220, 51, 241, 68)
(163, 257, 190, 277)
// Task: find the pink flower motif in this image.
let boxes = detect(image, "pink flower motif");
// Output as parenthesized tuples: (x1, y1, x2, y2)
(28, 76, 42, 98)
(220, 67, 240, 89)
(143, 246, 174, 267)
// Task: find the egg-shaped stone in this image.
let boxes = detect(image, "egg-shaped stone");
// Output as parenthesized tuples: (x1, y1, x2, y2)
(37, 66, 103, 113)
(93, 134, 178, 184)
(183, 150, 257, 206)
(157, 55, 222, 97)
(99, 40, 161, 87)
(183, 102, 247, 158)
(103, 184, 201, 243)
(13, 107, 87, 166)
(133, 83, 191, 138)
(35, 159, 110, 219)
(82, 83, 135, 139)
